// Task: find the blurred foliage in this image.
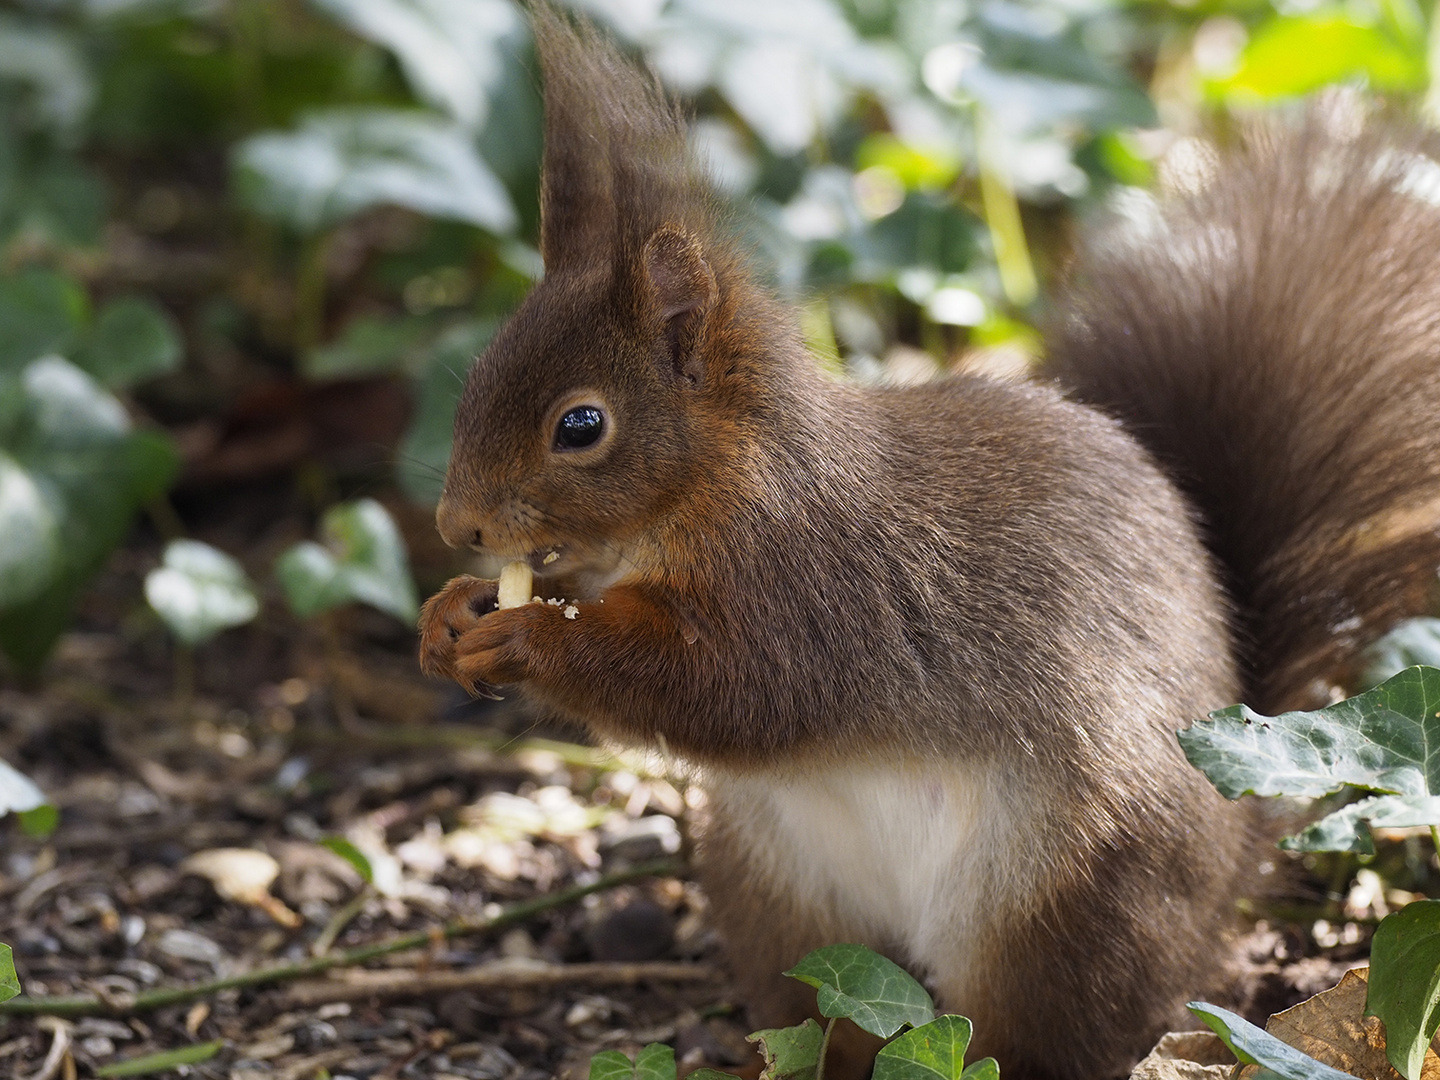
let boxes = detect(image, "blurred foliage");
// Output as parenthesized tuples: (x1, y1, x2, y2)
(0, 0, 1438, 673)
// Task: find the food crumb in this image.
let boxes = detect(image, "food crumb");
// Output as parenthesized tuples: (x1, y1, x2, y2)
(543, 550, 560, 565)
(564, 605, 579, 620)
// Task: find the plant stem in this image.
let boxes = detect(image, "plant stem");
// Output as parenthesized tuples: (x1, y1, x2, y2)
(0, 859, 683, 1019)
(815, 1017, 837, 1080)
(1429, 825, 1440, 864)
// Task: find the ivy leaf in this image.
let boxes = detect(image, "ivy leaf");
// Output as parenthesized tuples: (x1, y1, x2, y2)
(0, 943, 19, 1004)
(1361, 619, 1440, 690)
(0, 357, 178, 672)
(235, 108, 516, 235)
(76, 296, 183, 390)
(308, 0, 520, 131)
(1187, 1003, 1358, 1080)
(872, 1015, 975, 1080)
(588, 1044, 676, 1080)
(144, 540, 259, 647)
(0, 758, 45, 817)
(1366, 899, 1440, 1080)
(590, 1050, 637, 1080)
(1178, 666, 1440, 853)
(785, 944, 934, 1039)
(0, 268, 86, 372)
(748, 1018, 822, 1080)
(275, 498, 419, 623)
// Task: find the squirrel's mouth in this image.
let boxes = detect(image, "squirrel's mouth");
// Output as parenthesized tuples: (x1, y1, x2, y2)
(473, 542, 623, 588)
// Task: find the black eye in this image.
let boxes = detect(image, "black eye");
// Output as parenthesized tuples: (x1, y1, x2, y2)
(554, 406, 605, 450)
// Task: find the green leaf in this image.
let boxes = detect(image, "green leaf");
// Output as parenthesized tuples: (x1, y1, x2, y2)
(18, 804, 58, 839)
(748, 1018, 823, 1080)
(634, 1043, 675, 1080)
(0, 943, 19, 1004)
(77, 296, 183, 390)
(1362, 619, 1440, 690)
(144, 540, 259, 647)
(320, 836, 374, 884)
(275, 498, 418, 622)
(0, 451, 62, 608)
(872, 1015, 974, 1080)
(0, 268, 87, 372)
(590, 1050, 637, 1080)
(95, 1040, 226, 1077)
(302, 314, 437, 381)
(960, 1059, 999, 1080)
(0, 358, 178, 671)
(1179, 666, 1440, 852)
(1212, 15, 1426, 101)
(1366, 899, 1440, 1080)
(308, 0, 520, 131)
(784, 944, 934, 1039)
(397, 318, 496, 504)
(235, 108, 516, 235)
(1187, 1003, 1358, 1080)
(587, 1045, 676, 1080)
(0, 758, 44, 816)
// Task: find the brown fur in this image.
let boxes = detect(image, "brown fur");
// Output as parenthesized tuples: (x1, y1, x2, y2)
(418, 14, 1440, 1080)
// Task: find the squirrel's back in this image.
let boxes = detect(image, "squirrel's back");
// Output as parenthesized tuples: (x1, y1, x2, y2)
(1045, 108, 1440, 711)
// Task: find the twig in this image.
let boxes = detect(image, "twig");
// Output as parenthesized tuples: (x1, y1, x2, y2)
(276, 959, 721, 1008)
(24, 1018, 71, 1080)
(310, 887, 373, 957)
(0, 859, 684, 1019)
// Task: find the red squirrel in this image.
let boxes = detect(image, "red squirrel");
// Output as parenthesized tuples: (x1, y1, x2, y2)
(418, 9, 1440, 1078)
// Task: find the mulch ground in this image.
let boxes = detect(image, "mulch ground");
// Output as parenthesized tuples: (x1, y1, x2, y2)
(0, 501, 1424, 1080)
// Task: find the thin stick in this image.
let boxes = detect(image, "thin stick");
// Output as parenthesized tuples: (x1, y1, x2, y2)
(276, 959, 721, 1008)
(0, 860, 683, 1019)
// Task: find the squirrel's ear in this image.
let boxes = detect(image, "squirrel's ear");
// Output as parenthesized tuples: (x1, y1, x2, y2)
(643, 226, 716, 383)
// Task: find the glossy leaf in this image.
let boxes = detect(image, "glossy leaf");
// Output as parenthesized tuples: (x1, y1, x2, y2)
(397, 318, 496, 504)
(275, 498, 418, 623)
(0, 943, 19, 1004)
(309, 0, 519, 131)
(0, 758, 45, 817)
(1187, 1003, 1357, 1080)
(0, 452, 61, 608)
(145, 540, 259, 647)
(235, 108, 516, 235)
(1178, 666, 1440, 853)
(1366, 899, 1440, 1080)
(785, 944, 934, 1038)
(1362, 618, 1440, 690)
(749, 1018, 822, 1080)
(0, 357, 178, 671)
(872, 1015, 974, 1080)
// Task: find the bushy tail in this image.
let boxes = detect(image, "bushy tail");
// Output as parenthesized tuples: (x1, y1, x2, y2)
(1044, 105, 1440, 712)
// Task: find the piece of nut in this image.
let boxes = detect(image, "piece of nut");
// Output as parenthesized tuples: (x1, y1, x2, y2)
(497, 561, 533, 609)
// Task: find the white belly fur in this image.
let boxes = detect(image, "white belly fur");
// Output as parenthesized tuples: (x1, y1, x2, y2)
(705, 758, 1030, 989)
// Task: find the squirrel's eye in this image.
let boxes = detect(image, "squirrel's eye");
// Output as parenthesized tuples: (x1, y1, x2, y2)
(554, 406, 605, 450)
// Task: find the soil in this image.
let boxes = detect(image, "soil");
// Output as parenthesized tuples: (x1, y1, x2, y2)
(0, 490, 1426, 1080)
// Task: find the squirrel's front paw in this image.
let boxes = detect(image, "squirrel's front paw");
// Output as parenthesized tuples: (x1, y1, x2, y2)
(452, 605, 549, 690)
(418, 575, 500, 691)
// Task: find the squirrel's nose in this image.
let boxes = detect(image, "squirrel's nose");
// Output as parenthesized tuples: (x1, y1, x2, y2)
(435, 494, 484, 550)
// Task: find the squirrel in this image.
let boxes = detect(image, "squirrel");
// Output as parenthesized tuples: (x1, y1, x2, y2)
(417, 8, 1440, 1079)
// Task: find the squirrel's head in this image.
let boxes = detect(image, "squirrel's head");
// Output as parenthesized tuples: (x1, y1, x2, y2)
(435, 7, 760, 577)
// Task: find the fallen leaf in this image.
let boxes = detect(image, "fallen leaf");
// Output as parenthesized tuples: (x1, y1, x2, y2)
(182, 848, 301, 928)
(1234, 968, 1440, 1080)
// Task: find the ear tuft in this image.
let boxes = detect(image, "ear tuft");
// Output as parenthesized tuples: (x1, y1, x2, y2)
(644, 226, 715, 320)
